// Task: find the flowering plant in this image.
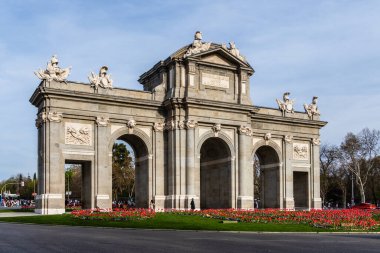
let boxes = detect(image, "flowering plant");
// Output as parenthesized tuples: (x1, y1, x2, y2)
(71, 208, 155, 221)
(169, 209, 378, 230)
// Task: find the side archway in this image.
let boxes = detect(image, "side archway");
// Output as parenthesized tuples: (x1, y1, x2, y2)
(252, 140, 282, 208)
(109, 127, 152, 208)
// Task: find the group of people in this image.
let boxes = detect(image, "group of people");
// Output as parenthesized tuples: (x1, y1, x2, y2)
(1, 198, 34, 208)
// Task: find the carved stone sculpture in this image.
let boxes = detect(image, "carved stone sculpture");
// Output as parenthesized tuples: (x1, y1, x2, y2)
(222, 42, 246, 62)
(276, 92, 295, 114)
(34, 55, 71, 82)
(264, 133, 272, 141)
(88, 66, 113, 90)
(212, 123, 221, 137)
(184, 31, 211, 57)
(239, 125, 252, 136)
(127, 119, 136, 133)
(304, 96, 320, 119)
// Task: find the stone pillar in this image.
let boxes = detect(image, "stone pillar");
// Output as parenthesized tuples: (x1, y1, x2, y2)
(35, 111, 65, 215)
(95, 116, 111, 209)
(283, 135, 294, 209)
(153, 122, 165, 210)
(237, 126, 254, 209)
(185, 120, 198, 209)
(311, 138, 322, 209)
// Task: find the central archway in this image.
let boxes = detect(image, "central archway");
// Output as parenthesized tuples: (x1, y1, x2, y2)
(113, 133, 149, 208)
(200, 137, 232, 209)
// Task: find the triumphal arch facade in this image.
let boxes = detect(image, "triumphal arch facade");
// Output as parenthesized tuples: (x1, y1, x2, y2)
(30, 32, 326, 214)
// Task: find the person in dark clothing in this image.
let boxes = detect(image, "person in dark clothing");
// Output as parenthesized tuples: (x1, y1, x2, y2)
(190, 198, 195, 210)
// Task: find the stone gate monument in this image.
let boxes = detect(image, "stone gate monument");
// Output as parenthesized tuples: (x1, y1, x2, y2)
(30, 32, 327, 214)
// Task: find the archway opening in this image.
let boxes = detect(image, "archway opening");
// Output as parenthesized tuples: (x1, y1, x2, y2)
(112, 134, 149, 208)
(253, 146, 280, 208)
(200, 137, 231, 209)
(65, 161, 92, 210)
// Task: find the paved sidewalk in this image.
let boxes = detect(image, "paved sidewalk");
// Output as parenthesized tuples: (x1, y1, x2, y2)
(0, 212, 39, 218)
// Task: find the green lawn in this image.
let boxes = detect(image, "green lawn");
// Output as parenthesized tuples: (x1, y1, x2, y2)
(1, 213, 379, 232)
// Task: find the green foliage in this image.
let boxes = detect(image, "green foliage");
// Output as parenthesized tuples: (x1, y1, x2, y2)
(112, 142, 135, 201)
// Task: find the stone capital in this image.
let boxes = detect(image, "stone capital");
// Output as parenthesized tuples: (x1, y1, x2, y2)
(96, 116, 109, 127)
(284, 135, 293, 144)
(47, 112, 63, 123)
(153, 122, 165, 132)
(238, 125, 252, 136)
(312, 137, 321, 146)
(35, 112, 47, 128)
(186, 120, 198, 129)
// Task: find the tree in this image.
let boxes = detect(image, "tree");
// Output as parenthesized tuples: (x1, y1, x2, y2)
(112, 143, 135, 201)
(340, 128, 380, 203)
(319, 144, 340, 206)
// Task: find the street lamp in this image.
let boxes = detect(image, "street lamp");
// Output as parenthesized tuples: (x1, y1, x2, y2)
(351, 173, 355, 206)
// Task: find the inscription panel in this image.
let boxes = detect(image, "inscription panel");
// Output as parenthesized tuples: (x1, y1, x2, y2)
(201, 72, 229, 89)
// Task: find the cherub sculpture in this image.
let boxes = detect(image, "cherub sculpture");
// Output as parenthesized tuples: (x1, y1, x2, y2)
(276, 92, 295, 114)
(34, 55, 71, 82)
(88, 66, 113, 90)
(184, 31, 211, 57)
(304, 96, 320, 119)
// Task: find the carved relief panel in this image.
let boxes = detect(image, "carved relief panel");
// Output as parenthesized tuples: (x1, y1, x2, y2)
(293, 143, 308, 160)
(65, 122, 92, 146)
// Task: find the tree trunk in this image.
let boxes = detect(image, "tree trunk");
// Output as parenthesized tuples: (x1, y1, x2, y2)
(358, 183, 366, 203)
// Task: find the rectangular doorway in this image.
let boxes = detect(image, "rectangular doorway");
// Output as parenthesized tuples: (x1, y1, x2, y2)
(293, 172, 308, 209)
(65, 161, 92, 209)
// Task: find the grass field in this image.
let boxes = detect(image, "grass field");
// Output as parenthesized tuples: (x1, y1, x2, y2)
(0, 212, 379, 232)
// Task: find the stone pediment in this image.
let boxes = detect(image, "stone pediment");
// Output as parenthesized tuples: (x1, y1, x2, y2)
(170, 43, 253, 71)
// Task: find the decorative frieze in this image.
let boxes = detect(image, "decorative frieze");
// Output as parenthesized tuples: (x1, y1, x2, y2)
(96, 116, 109, 127)
(238, 125, 252, 136)
(65, 123, 92, 146)
(293, 143, 308, 160)
(212, 123, 221, 137)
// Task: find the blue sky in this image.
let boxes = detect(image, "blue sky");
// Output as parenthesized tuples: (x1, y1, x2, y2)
(0, 0, 379, 179)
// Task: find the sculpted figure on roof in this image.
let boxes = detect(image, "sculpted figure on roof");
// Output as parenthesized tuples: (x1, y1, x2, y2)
(34, 55, 71, 82)
(184, 31, 211, 57)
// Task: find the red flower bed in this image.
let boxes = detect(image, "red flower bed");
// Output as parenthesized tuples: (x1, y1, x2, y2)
(169, 209, 378, 230)
(71, 208, 155, 221)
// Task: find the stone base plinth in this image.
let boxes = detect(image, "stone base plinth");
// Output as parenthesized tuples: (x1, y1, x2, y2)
(35, 194, 65, 215)
(312, 198, 322, 209)
(237, 196, 254, 209)
(283, 197, 295, 210)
